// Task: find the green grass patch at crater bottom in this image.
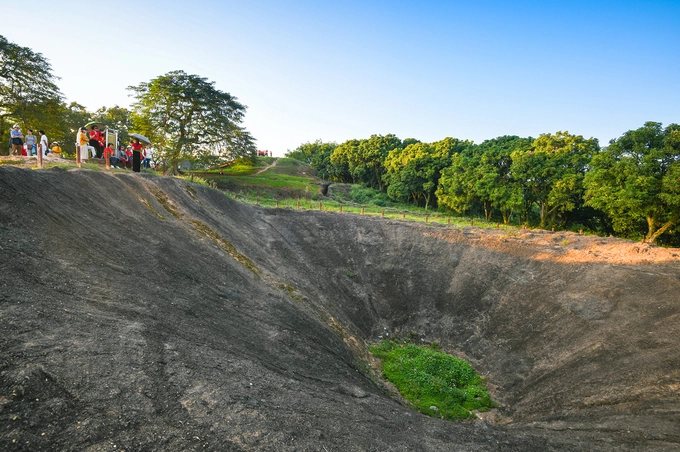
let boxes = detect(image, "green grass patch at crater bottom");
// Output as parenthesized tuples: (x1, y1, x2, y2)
(370, 340, 496, 420)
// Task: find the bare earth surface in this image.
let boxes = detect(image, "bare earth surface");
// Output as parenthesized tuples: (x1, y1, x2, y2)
(1, 166, 679, 451)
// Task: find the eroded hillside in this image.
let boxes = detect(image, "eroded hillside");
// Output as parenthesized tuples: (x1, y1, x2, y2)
(1, 166, 679, 451)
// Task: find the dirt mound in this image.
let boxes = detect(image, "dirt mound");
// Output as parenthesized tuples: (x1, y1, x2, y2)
(1, 166, 678, 451)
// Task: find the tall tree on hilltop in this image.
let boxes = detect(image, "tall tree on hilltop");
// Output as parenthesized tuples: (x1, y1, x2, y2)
(128, 70, 255, 172)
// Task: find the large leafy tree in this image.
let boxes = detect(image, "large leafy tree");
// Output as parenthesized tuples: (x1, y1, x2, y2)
(384, 137, 463, 209)
(511, 132, 599, 228)
(475, 136, 531, 223)
(0, 35, 63, 151)
(383, 142, 434, 206)
(331, 134, 403, 190)
(436, 137, 531, 221)
(128, 70, 255, 172)
(329, 139, 361, 183)
(584, 122, 680, 243)
(435, 147, 478, 216)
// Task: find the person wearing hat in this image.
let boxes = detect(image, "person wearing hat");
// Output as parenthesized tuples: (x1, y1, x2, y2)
(10, 125, 23, 156)
(50, 142, 62, 155)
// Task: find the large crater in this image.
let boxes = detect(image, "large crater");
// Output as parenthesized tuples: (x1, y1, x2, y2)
(1, 166, 678, 451)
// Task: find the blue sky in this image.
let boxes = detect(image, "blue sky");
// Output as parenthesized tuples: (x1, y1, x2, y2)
(3, 0, 679, 154)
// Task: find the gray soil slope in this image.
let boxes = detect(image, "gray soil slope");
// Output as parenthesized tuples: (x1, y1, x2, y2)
(1, 166, 679, 451)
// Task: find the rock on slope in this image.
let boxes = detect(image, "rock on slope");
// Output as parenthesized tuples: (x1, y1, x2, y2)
(0, 166, 678, 451)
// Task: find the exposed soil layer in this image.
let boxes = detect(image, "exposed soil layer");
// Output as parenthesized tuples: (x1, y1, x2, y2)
(1, 166, 679, 451)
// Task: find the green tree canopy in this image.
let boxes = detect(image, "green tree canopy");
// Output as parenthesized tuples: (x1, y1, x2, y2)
(511, 131, 599, 228)
(0, 34, 63, 150)
(436, 137, 530, 222)
(128, 70, 254, 172)
(584, 122, 680, 243)
(285, 140, 349, 181)
(331, 134, 403, 190)
(475, 136, 531, 223)
(384, 137, 465, 209)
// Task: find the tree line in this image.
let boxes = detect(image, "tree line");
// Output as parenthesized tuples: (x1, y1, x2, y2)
(286, 124, 680, 245)
(0, 35, 256, 173)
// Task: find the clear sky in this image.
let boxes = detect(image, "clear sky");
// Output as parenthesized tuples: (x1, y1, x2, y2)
(3, 0, 679, 155)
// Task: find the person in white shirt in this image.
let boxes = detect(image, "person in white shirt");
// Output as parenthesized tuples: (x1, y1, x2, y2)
(142, 147, 152, 168)
(38, 130, 48, 156)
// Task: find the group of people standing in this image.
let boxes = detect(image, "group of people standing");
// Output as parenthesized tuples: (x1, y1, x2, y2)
(9, 125, 52, 157)
(8, 123, 150, 172)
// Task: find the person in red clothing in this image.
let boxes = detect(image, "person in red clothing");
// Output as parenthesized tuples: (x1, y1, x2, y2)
(131, 139, 143, 172)
(89, 126, 103, 158)
(103, 143, 115, 169)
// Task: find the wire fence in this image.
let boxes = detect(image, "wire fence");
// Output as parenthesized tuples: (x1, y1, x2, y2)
(224, 194, 519, 231)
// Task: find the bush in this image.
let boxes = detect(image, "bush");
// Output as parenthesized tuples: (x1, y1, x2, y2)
(349, 185, 392, 206)
(370, 340, 496, 420)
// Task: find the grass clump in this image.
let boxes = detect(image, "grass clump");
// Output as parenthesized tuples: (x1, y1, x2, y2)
(176, 174, 210, 187)
(348, 185, 393, 207)
(370, 340, 496, 420)
(189, 220, 261, 276)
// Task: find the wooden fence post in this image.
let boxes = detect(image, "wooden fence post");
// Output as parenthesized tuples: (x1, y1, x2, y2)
(361, 207, 364, 215)
(340, 204, 343, 212)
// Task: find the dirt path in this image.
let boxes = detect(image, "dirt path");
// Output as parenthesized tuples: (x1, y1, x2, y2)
(253, 158, 278, 175)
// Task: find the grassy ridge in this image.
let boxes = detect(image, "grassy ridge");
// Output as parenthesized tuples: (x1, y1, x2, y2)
(196, 157, 517, 231)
